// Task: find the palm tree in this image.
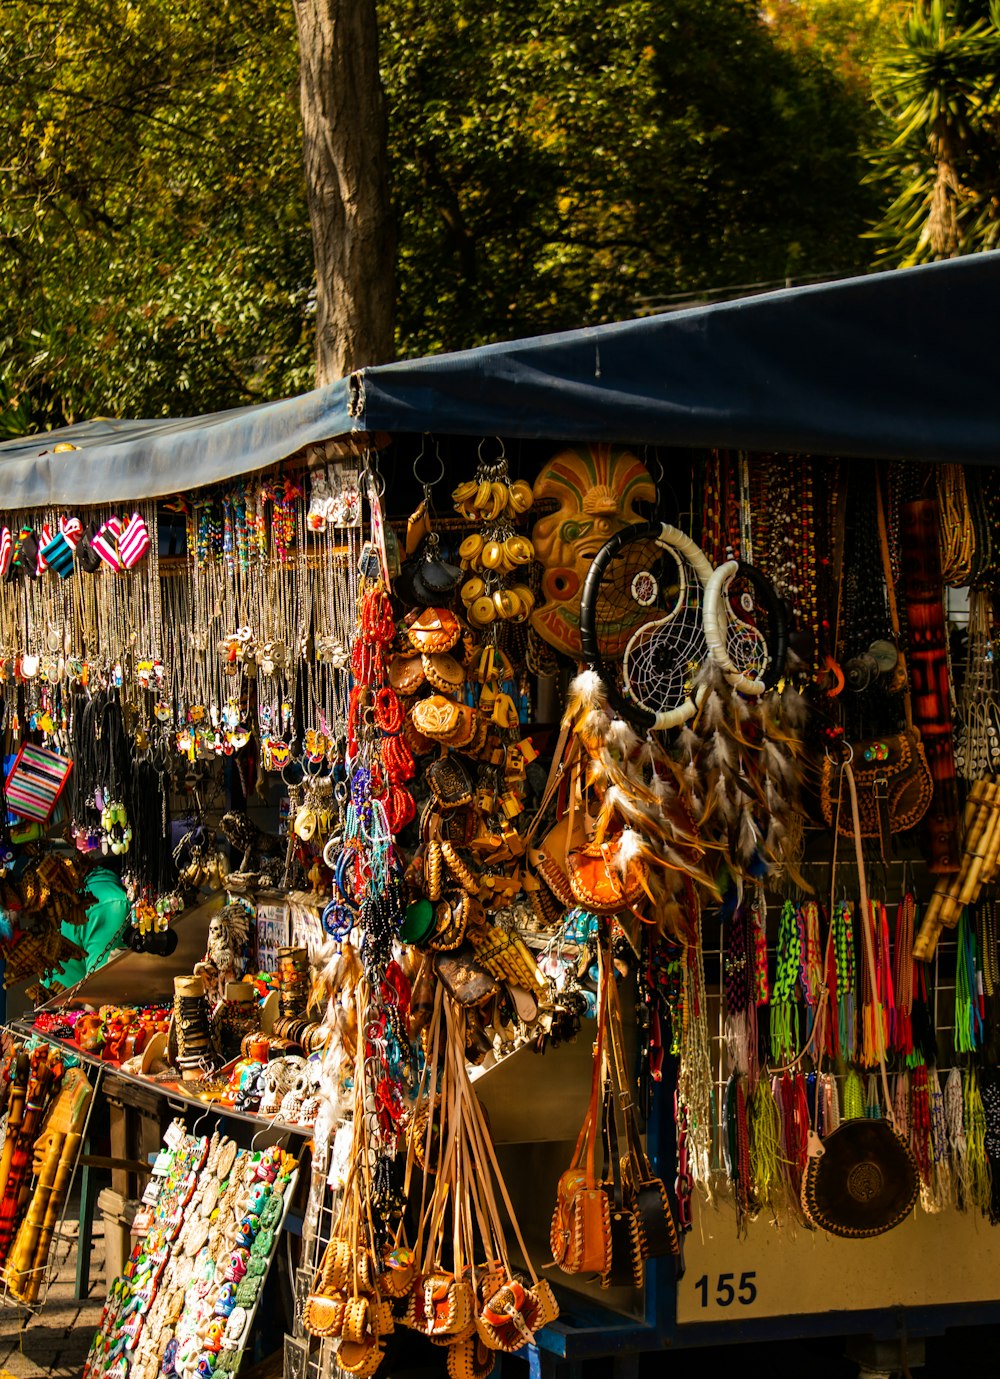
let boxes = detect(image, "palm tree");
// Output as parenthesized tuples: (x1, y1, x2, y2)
(868, 0, 1000, 263)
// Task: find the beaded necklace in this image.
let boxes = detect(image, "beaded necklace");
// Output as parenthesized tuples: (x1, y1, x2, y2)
(892, 892, 916, 1059)
(752, 455, 821, 671)
(910, 1061, 933, 1196)
(954, 906, 983, 1055)
(769, 899, 802, 1064)
(723, 1071, 753, 1232)
(963, 1068, 991, 1216)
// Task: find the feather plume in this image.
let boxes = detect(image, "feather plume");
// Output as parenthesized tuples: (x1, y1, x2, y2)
(606, 717, 641, 758)
(738, 810, 762, 864)
(779, 683, 809, 729)
(676, 725, 700, 760)
(713, 773, 737, 827)
(636, 739, 656, 771)
(733, 692, 753, 722)
(562, 669, 608, 727)
(702, 689, 727, 732)
(707, 728, 736, 774)
(762, 738, 795, 787)
(682, 757, 702, 797)
(616, 828, 649, 874)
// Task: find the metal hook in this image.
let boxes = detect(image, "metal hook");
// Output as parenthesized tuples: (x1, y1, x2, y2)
(191, 1100, 213, 1137)
(412, 436, 444, 497)
(250, 1109, 283, 1151)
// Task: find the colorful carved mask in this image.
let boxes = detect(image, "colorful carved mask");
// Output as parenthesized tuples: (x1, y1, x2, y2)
(530, 444, 655, 659)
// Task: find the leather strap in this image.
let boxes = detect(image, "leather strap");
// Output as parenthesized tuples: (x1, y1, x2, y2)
(845, 761, 897, 1125)
(874, 472, 914, 732)
(523, 722, 576, 849)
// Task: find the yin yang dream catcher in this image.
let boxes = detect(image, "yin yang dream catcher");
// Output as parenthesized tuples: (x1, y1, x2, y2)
(580, 522, 788, 730)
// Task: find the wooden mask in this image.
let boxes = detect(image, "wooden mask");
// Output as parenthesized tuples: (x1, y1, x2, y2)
(530, 444, 655, 659)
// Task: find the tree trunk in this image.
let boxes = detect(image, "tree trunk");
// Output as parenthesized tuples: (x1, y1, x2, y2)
(293, 0, 395, 383)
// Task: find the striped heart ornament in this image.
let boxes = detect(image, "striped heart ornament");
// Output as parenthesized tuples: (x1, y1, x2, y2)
(118, 512, 151, 569)
(0, 528, 12, 578)
(40, 518, 83, 579)
(36, 523, 52, 575)
(91, 516, 123, 571)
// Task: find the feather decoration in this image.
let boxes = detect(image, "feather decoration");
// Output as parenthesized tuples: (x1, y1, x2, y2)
(707, 728, 736, 774)
(676, 725, 700, 760)
(737, 810, 762, 865)
(616, 828, 648, 875)
(762, 738, 795, 787)
(779, 683, 809, 730)
(605, 717, 641, 758)
(733, 691, 753, 723)
(562, 669, 608, 727)
(713, 773, 737, 827)
(702, 689, 727, 732)
(636, 739, 656, 771)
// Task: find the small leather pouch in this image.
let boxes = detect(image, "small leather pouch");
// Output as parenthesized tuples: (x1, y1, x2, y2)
(302, 1292, 345, 1339)
(567, 837, 647, 914)
(407, 607, 462, 653)
(433, 945, 500, 1007)
(426, 754, 474, 809)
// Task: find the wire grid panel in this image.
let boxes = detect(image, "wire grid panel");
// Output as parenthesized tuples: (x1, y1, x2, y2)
(704, 858, 959, 1186)
(285, 1113, 342, 1379)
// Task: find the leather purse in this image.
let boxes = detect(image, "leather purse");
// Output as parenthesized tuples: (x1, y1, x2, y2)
(433, 945, 500, 1007)
(802, 761, 919, 1239)
(820, 727, 932, 844)
(801, 1116, 919, 1239)
(407, 607, 462, 653)
(566, 835, 647, 914)
(426, 755, 475, 809)
(549, 995, 613, 1279)
(475, 1276, 560, 1352)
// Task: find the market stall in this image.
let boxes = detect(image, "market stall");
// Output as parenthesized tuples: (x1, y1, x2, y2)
(0, 256, 998, 1379)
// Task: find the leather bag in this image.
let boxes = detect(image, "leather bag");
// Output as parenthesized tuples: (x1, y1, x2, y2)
(802, 762, 919, 1239)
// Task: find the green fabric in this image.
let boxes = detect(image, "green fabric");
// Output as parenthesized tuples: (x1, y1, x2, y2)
(50, 866, 129, 989)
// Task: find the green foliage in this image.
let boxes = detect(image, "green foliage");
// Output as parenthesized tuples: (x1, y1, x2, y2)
(763, 0, 907, 93)
(384, 0, 882, 356)
(868, 0, 1000, 262)
(0, 0, 313, 428)
(1, 0, 889, 429)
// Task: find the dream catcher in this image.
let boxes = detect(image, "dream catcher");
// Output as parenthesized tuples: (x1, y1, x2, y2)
(579, 521, 714, 731)
(581, 523, 790, 731)
(703, 559, 788, 696)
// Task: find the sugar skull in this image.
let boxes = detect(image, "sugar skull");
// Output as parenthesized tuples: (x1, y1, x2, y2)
(214, 1283, 237, 1319)
(530, 444, 655, 659)
(245, 1184, 270, 1216)
(224, 1248, 249, 1283)
(235, 1215, 260, 1249)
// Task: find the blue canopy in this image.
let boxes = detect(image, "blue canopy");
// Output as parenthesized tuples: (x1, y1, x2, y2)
(0, 255, 996, 508)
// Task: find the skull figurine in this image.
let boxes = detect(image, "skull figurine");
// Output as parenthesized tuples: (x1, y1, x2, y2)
(214, 1283, 238, 1319)
(224, 1248, 249, 1283)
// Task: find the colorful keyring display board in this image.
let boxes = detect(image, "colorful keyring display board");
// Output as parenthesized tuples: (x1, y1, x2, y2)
(84, 1119, 299, 1379)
